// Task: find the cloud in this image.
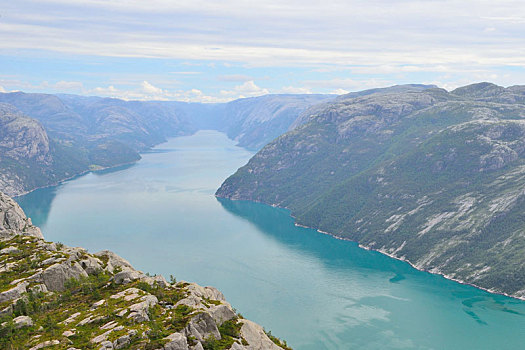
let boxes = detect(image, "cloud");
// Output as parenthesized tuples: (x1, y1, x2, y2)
(3, 0, 525, 69)
(141, 81, 164, 95)
(92, 85, 119, 95)
(0, 86, 5, 93)
(87, 81, 237, 102)
(220, 81, 269, 98)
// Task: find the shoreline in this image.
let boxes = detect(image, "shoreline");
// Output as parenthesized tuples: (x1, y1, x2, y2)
(221, 195, 525, 302)
(297, 218, 525, 301)
(12, 159, 140, 198)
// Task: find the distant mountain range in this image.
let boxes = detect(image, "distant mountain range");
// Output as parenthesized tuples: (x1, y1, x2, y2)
(217, 82, 525, 299)
(0, 92, 333, 196)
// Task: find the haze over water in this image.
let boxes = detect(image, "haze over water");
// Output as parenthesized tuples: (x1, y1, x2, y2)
(17, 130, 525, 349)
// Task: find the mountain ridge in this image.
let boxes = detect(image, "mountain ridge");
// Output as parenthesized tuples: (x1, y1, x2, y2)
(0, 91, 333, 196)
(217, 82, 525, 299)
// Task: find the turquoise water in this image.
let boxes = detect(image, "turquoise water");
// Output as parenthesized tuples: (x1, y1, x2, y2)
(17, 130, 525, 349)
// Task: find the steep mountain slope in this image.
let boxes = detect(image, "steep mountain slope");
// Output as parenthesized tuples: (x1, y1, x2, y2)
(217, 94, 334, 150)
(0, 104, 91, 196)
(0, 191, 290, 350)
(217, 83, 525, 298)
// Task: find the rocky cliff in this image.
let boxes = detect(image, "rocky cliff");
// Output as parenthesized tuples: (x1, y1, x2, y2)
(0, 192, 290, 350)
(217, 83, 525, 299)
(0, 104, 92, 197)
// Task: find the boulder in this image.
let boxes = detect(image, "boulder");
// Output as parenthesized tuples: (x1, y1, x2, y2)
(163, 332, 188, 350)
(29, 340, 60, 350)
(208, 304, 236, 326)
(184, 312, 221, 342)
(0, 281, 28, 303)
(113, 334, 132, 349)
(113, 269, 146, 284)
(95, 250, 133, 273)
(186, 283, 225, 301)
(142, 274, 169, 288)
(38, 261, 88, 291)
(0, 191, 43, 239)
(13, 315, 33, 328)
(127, 295, 158, 323)
(239, 319, 282, 350)
(78, 256, 103, 275)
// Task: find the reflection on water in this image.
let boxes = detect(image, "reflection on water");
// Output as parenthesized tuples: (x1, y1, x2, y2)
(15, 186, 57, 227)
(16, 130, 525, 350)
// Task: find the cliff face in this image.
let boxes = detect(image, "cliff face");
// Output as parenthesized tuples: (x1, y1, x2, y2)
(217, 83, 525, 299)
(0, 192, 290, 350)
(0, 104, 60, 196)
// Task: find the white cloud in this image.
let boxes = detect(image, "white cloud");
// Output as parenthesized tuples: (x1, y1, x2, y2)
(220, 81, 269, 99)
(92, 85, 119, 95)
(0, 86, 5, 93)
(141, 81, 164, 95)
(86, 82, 238, 102)
(3, 0, 525, 69)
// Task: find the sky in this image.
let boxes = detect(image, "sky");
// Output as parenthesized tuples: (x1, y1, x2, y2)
(1, 0, 525, 102)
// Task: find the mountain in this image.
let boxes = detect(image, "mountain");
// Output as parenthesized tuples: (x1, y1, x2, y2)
(216, 94, 334, 150)
(0, 191, 290, 350)
(0, 104, 93, 196)
(0, 91, 334, 196)
(217, 83, 525, 299)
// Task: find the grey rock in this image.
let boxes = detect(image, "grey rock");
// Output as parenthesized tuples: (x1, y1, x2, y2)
(29, 340, 60, 350)
(113, 334, 132, 349)
(163, 332, 188, 350)
(13, 315, 33, 328)
(38, 261, 88, 291)
(94, 250, 134, 273)
(0, 246, 20, 254)
(142, 274, 169, 288)
(190, 343, 204, 350)
(79, 256, 103, 274)
(184, 312, 221, 342)
(127, 294, 158, 322)
(114, 268, 146, 284)
(239, 319, 282, 350)
(0, 281, 28, 303)
(208, 304, 236, 326)
(99, 340, 114, 349)
(0, 191, 43, 239)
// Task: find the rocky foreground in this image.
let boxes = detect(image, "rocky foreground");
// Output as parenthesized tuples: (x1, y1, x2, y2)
(0, 192, 290, 350)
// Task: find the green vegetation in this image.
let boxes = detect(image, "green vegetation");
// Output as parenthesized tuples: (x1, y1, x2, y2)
(0, 230, 290, 349)
(217, 83, 525, 297)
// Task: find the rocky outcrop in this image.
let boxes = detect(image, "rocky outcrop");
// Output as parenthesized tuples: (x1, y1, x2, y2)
(0, 191, 43, 239)
(0, 191, 289, 349)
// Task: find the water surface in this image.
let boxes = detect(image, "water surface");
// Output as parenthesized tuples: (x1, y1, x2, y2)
(17, 130, 525, 349)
